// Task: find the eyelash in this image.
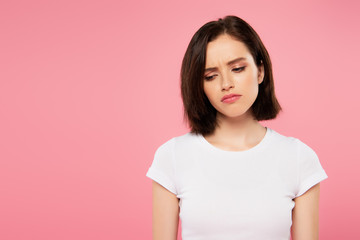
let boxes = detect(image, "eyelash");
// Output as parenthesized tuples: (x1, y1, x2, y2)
(233, 66, 245, 72)
(204, 67, 246, 81)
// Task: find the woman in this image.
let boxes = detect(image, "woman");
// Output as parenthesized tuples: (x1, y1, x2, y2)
(146, 15, 328, 240)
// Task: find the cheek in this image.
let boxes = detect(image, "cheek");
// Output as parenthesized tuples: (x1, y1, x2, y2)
(237, 75, 259, 94)
(203, 83, 215, 99)
(203, 83, 220, 108)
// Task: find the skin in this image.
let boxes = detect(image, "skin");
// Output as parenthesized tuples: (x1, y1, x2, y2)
(152, 181, 179, 240)
(203, 34, 266, 150)
(152, 33, 320, 240)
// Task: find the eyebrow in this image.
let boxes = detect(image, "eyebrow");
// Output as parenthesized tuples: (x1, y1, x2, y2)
(205, 57, 247, 72)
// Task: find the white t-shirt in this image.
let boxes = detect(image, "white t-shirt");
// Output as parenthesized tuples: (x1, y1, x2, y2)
(146, 127, 328, 240)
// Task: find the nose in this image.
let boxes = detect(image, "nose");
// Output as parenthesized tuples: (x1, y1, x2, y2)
(221, 73, 234, 91)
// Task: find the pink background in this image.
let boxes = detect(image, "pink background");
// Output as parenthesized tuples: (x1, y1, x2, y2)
(0, 0, 359, 239)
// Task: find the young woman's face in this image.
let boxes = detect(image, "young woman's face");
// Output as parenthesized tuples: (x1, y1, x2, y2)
(203, 34, 264, 120)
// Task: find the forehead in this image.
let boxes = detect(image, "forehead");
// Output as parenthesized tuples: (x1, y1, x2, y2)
(205, 34, 253, 66)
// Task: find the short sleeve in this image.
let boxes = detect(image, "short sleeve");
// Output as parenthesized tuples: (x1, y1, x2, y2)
(146, 138, 178, 195)
(295, 139, 328, 197)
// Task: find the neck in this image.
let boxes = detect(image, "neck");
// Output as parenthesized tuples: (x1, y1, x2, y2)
(208, 109, 265, 140)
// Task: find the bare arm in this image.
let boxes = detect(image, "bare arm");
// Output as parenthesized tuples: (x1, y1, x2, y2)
(291, 183, 321, 240)
(152, 180, 180, 240)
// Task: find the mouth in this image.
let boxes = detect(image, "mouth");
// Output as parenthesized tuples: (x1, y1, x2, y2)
(221, 94, 242, 103)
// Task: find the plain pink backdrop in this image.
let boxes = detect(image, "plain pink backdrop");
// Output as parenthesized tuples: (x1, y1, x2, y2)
(0, 0, 359, 239)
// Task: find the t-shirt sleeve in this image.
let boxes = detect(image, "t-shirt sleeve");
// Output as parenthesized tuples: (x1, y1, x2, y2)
(146, 138, 178, 195)
(295, 139, 328, 198)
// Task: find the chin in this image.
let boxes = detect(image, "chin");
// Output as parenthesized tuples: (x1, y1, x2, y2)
(217, 107, 254, 119)
(219, 111, 247, 119)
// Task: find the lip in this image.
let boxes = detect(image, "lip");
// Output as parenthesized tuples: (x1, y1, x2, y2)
(221, 94, 242, 103)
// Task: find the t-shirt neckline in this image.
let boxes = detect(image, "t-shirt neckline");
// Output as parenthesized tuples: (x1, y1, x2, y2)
(197, 126, 272, 155)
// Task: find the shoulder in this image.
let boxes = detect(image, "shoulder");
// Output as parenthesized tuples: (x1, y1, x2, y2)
(267, 128, 319, 157)
(269, 128, 322, 168)
(270, 128, 310, 146)
(268, 128, 299, 151)
(155, 132, 199, 153)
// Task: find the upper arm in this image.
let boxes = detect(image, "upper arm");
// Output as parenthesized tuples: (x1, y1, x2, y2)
(291, 183, 321, 240)
(152, 180, 180, 240)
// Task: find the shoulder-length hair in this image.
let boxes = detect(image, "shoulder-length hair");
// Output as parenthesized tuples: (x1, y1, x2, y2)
(180, 15, 282, 135)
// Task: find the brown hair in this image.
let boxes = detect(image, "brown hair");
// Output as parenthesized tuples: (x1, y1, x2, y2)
(180, 15, 282, 135)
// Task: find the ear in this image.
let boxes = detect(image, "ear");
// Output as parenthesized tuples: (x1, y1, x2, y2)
(258, 62, 265, 84)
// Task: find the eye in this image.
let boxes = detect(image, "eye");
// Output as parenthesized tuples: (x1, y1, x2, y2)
(232, 66, 245, 72)
(204, 74, 217, 81)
